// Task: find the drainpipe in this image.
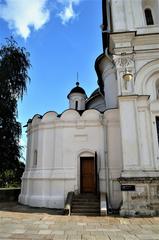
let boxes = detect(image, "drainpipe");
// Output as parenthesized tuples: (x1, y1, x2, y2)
(105, 48, 113, 63)
(102, 115, 111, 211)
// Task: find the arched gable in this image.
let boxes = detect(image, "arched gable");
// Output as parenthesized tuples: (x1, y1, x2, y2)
(41, 111, 58, 122)
(135, 59, 159, 100)
(32, 114, 42, 126)
(81, 109, 101, 121)
(60, 109, 80, 121)
(77, 149, 96, 158)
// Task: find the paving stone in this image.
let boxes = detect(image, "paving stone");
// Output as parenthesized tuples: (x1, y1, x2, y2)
(12, 229, 26, 233)
(67, 235, 82, 240)
(81, 235, 96, 240)
(136, 234, 159, 240)
(77, 222, 87, 226)
(0, 233, 12, 238)
(53, 235, 67, 240)
(38, 229, 52, 234)
(94, 236, 110, 240)
(0, 203, 159, 240)
(10, 233, 32, 239)
(38, 224, 49, 229)
(51, 230, 64, 235)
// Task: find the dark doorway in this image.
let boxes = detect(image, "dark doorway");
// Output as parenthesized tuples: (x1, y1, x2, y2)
(80, 156, 97, 193)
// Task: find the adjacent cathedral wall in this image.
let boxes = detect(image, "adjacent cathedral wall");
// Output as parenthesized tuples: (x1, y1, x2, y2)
(110, 0, 159, 34)
(107, 3, 159, 213)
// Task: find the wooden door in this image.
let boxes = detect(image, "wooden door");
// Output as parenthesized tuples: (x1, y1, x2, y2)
(80, 157, 96, 193)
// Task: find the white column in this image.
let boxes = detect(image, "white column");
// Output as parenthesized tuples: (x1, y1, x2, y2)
(119, 95, 141, 175)
(137, 96, 155, 170)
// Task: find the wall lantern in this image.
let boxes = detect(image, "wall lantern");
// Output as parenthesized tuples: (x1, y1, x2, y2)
(123, 70, 133, 89)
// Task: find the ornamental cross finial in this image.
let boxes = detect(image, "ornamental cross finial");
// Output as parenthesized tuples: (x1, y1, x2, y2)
(76, 72, 79, 86)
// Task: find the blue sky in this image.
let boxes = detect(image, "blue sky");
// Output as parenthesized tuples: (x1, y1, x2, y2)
(0, 0, 103, 161)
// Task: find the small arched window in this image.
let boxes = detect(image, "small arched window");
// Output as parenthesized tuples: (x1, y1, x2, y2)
(145, 8, 154, 25)
(75, 101, 78, 110)
(156, 117, 159, 145)
(156, 88, 159, 99)
(33, 150, 37, 167)
(156, 80, 159, 99)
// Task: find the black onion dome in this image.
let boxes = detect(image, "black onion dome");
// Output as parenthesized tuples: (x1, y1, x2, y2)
(67, 82, 86, 98)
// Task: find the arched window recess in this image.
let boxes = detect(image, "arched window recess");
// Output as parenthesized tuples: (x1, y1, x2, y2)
(75, 101, 78, 110)
(33, 150, 37, 167)
(144, 8, 154, 25)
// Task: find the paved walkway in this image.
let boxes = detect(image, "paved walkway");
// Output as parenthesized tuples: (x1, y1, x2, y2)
(0, 203, 159, 240)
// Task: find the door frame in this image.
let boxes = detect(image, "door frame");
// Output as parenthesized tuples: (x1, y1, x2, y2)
(80, 155, 97, 194)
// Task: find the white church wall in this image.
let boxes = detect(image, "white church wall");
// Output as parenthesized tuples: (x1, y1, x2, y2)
(98, 125, 107, 194)
(104, 109, 122, 209)
(41, 128, 55, 169)
(36, 128, 44, 169)
(98, 56, 118, 109)
(119, 95, 141, 175)
(25, 124, 32, 170)
(19, 109, 108, 208)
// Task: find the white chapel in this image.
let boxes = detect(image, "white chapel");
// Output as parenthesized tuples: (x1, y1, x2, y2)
(19, 0, 159, 216)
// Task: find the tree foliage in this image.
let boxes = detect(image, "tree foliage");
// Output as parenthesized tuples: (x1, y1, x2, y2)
(0, 37, 30, 187)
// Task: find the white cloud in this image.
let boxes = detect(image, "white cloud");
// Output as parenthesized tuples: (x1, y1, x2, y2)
(58, 0, 80, 25)
(0, 0, 50, 39)
(0, 0, 81, 39)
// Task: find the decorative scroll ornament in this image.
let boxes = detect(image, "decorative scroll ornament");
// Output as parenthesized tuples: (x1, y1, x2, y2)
(113, 54, 134, 69)
(113, 53, 135, 91)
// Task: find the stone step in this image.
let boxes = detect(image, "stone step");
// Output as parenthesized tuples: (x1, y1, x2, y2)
(74, 194, 99, 199)
(71, 193, 100, 216)
(73, 196, 99, 200)
(72, 203, 99, 208)
(73, 198, 99, 202)
(71, 212, 100, 216)
(72, 207, 99, 211)
(72, 208, 100, 213)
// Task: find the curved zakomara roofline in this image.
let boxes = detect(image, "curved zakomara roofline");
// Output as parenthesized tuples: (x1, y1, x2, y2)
(56, 108, 103, 118)
(25, 111, 58, 126)
(25, 108, 105, 127)
(58, 108, 80, 117)
(43, 111, 58, 117)
(26, 114, 42, 125)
